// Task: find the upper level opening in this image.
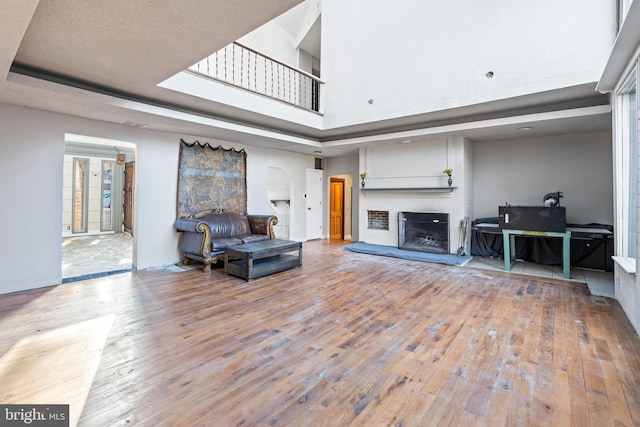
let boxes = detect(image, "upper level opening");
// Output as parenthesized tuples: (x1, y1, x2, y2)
(183, 0, 323, 113)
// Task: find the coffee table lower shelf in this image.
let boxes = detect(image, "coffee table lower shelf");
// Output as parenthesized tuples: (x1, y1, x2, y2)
(225, 254, 300, 281)
(224, 239, 303, 281)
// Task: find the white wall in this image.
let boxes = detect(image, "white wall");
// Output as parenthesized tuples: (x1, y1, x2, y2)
(244, 145, 315, 241)
(0, 104, 315, 295)
(615, 263, 639, 332)
(240, 0, 320, 68)
(321, 0, 616, 129)
(133, 134, 182, 271)
(0, 106, 66, 293)
(473, 132, 613, 225)
(239, 19, 300, 66)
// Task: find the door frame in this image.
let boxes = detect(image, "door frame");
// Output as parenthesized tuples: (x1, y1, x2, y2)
(330, 177, 345, 240)
(62, 134, 137, 279)
(306, 168, 323, 240)
(123, 160, 135, 236)
(327, 173, 353, 242)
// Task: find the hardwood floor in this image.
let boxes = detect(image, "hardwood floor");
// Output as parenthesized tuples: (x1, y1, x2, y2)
(1, 240, 639, 426)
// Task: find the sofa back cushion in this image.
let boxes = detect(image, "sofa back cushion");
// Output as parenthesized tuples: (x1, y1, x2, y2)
(201, 213, 251, 238)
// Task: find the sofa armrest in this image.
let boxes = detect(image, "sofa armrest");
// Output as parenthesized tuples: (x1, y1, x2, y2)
(175, 218, 212, 271)
(175, 218, 209, 234)
(248, 215, 278, 239)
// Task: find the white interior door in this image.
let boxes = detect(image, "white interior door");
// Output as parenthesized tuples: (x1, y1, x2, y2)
(306, 168, 323, 240)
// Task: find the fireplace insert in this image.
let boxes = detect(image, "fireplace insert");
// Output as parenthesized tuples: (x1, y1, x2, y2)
(398, 212, 449, 254)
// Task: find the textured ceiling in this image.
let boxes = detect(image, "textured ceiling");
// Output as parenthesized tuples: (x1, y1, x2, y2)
(0, 0, 611, 157)
(14, 0, 303, 90)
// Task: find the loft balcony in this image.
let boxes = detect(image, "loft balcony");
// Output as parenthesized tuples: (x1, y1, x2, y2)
(188, 42, 323, 113)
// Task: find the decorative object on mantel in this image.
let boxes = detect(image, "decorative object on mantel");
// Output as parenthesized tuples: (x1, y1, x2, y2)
(443, 168, 453, 187)
(360, 172, 367, 188)
(177, 139, 247, 218)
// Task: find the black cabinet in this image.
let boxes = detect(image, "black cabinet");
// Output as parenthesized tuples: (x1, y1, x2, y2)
(499, 206, 566, 233)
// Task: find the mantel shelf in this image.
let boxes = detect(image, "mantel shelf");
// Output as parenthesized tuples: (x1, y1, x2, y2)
(360, 187, 457, 193)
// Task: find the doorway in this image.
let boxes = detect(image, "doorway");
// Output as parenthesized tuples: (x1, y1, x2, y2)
(62, 134, 136, 280)
(330, 178, 345, 240)
(328, 173, 353, 242)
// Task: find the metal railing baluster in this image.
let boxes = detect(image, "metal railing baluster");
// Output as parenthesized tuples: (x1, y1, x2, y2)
(188, 42, 323, 112)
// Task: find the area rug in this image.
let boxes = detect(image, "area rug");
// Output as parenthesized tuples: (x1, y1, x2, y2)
(344, 242, 472, 266)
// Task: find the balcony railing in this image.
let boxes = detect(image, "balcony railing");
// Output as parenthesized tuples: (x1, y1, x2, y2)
(188, 42, 323, 113)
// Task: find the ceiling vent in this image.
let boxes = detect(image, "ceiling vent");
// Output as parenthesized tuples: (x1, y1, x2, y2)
(119, 121, 147, 128)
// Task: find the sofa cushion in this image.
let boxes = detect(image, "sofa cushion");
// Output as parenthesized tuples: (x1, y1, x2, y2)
(239, 234, 270, 244)
(211, 237, 243, 250)
(201, 213, 251, 238)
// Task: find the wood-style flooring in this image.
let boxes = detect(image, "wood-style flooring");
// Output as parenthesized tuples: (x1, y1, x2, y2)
(1, 239, 639, 426)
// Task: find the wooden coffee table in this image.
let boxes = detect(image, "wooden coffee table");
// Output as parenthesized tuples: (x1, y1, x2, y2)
(224, 239, 302, 281)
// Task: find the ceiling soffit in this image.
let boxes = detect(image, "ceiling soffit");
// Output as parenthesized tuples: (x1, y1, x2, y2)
(2, 0, 611, 155)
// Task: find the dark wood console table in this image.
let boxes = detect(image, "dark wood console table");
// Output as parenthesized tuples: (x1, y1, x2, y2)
(224, 239, 302, 281)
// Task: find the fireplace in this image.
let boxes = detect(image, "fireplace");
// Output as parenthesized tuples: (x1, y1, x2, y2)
(398, 212, 449, 254)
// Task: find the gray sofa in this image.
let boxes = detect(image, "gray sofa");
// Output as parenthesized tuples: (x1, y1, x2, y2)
(175, 210, 278, 272)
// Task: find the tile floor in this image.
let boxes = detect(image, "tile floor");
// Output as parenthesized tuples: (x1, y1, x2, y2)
(62, 233, 133, 282)
(61, 234, 615, 298)
(464, 256, 615, 298)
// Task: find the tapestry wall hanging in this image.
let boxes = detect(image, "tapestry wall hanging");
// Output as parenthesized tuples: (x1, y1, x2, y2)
(177, 139, 247, 218)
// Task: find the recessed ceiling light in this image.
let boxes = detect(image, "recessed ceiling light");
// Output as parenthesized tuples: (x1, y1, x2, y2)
(401, 140, 411, 144)
(518, 127, 533, 131)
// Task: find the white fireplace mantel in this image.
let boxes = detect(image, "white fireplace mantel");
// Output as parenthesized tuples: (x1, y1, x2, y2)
(361, 187, 457, 193)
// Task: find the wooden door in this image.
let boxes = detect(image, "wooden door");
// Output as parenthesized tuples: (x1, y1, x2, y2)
(123, 161, 135, 235)
(330, 178, 344, 240)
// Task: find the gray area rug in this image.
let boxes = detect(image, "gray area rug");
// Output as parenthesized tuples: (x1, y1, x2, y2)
(344, 242, 472, 266)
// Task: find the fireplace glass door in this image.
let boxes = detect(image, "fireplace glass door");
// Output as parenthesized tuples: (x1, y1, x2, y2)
(398, 212, 450, 254)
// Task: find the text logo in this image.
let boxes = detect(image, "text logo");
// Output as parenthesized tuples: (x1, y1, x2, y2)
(0, 405, 69, 426)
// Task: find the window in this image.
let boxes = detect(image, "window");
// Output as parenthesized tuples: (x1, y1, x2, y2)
(72, 157, 89, 233)
(615, 69, 638, 260)
(619, 0, 634, 29)
(101, 160, 114, 231)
